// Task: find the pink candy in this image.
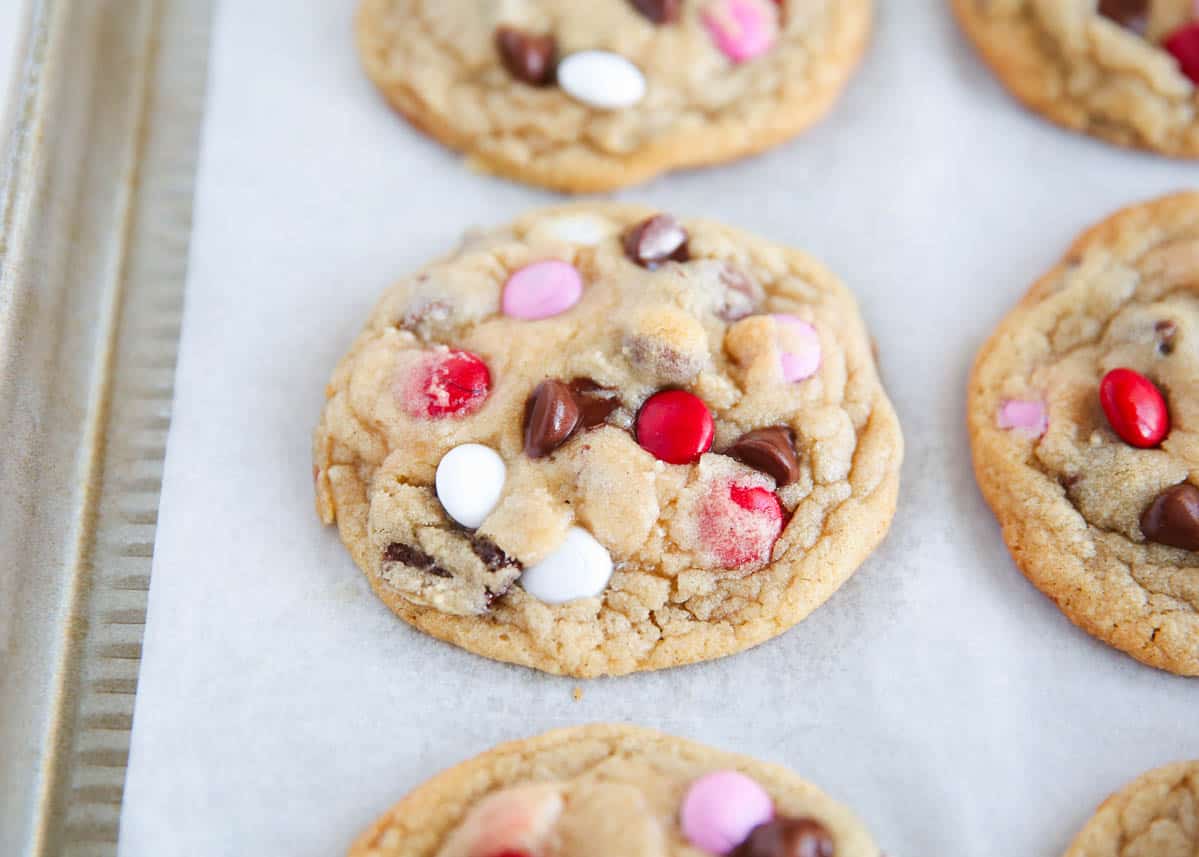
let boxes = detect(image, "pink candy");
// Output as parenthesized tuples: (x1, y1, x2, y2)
(502, 260, 584, 320)
(997, 398, 1048, 438)
(437, 784, 564, 857)
(702, 0, 779, 64)
(698, 482, 783, 569)
(681, 770, 774, 854)
(773, 314, 821, 382)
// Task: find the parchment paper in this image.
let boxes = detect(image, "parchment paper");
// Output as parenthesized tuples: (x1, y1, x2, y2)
(118, 2, 1197, 855)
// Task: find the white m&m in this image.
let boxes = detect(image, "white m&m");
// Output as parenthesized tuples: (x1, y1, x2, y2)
(435, 444, 506, 529)
(519, 526, 613, 604)
(557, 51, 647, 110)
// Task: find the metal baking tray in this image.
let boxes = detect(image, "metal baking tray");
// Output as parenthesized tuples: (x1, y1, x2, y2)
(0, 1, 211, 853)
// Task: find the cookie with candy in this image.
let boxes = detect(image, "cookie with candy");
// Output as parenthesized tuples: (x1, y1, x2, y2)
(314, 203, 902, 677)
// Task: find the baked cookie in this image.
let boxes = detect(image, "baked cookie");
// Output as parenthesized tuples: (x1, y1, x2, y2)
(968, 192, 1199, 676)
(355, 0, 872, 192)
(1062, 761, 1199, 857)
(349, 724, 881, 857)
(951, 0, 1199, 158)
(314, 203, 902, 677)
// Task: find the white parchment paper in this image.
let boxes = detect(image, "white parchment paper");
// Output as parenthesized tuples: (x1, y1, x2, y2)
(118, 2, 1198, 855)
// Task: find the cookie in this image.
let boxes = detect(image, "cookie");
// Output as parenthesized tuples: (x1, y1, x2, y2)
(951, 0, 1199, 158)
(1062, 761, 1199, 857)
(314, 203, 902, 677)
(968, 192, 1199, 676)
(348, 724, 881, 857)
(355, 0, 872, 192)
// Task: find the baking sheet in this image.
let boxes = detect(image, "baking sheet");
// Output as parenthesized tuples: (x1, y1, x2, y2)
(118, 1, 1197, 855)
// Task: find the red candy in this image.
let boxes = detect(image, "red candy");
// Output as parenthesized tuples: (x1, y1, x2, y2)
(407, 349, 491, 419)
(1165, 21, 1199, 84)
(635, 390, 715, 464)
(700, 482, 783, 568)
(1099, 368, 1169, 448)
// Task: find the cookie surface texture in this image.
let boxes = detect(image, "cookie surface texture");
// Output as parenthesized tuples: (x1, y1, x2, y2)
(355, 0, 872, 192)
(347, 723, 881, 857)
(314, 203, 903, 677)
(1062, 761, 1199, 857)
(968, 192, 1199, 676)
(952, 0, 1199, 157)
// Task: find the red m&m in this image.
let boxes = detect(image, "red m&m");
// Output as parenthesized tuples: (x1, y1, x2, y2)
(635, 390, 715, 464)
(1099, 368, 1169, 448)
(1165, 21, 1199, 84)
(404, 349, 491, 419)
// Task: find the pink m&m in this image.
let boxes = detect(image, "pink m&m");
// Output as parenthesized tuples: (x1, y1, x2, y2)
(997, 398, 1047, 439)
(773, 315, 821, 382)
(681, 770, 774, 854)
(702, 0, 779, 64)
(502, 260, 584, 320)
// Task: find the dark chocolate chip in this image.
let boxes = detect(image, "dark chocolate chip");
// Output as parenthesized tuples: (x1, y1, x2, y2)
(569, 378, 621, 428)
(725, 426, 801, 486)
(623, 214, 690, 270)
(471, 535, 522, 571)
(630, 0, 681, 24)
(1098, 0, 1149, 32)
(731, 817, 835, 857)
(382, 542, 451, 577)
(1156, 319, 1178, 355)
(495, 27, 557, 86)
(1140, 483, 1199, 551)
(524, 379, 582, 458)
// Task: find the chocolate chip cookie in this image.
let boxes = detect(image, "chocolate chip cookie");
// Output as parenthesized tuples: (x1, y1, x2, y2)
(355, 0, 872, 192)
(348, 724, 881, 857)
(314, 203, 902, 677)
(968, 192, 1199, 676)
(952, 0, 1199, 158)
(1062, 761, 1199, 857)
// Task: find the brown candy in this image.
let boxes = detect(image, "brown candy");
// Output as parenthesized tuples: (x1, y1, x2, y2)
(631, 0, 681, 24)
(524, 379, 581, 458)
(383, 542, 451, 578)
(731, 817, 835, 857)
(1156, 319, 1178, 355)
(1098, 0, 1149, 32)
(725, 426, 800, 486)
(624, 214, 690, 270)
(1140, 483, 1199, 551)
(569, 378, 621, 428)
(496, 27, 557, 86)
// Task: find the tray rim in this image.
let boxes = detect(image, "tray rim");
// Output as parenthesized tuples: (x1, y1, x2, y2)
(0, 1, 211, 854)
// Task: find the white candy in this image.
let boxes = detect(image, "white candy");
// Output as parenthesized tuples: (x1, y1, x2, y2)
(528, 214, 613, 246)
(557, 51, 647, 110)
(435, 444, 506, 529)
(519, 526, 613, 604)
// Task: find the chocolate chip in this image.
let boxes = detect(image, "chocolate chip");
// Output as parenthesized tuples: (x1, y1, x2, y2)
(1140, 483, 1199, 551)
(725, 426, 801, 486)
(383, 542, 451, 578)
(1156, 319, 1178, 355)
(495, 27, 556, 86)
(1098, 0, 1149, 32)
(623, 214, 690, 270)
(717, 265, 763, 321)
(524, 379, 582, 458)
(630, 0, 681, 24)
(732, 817, 835, 857)
(569, 378, 621, 428)
(471, 535, 522, 571)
